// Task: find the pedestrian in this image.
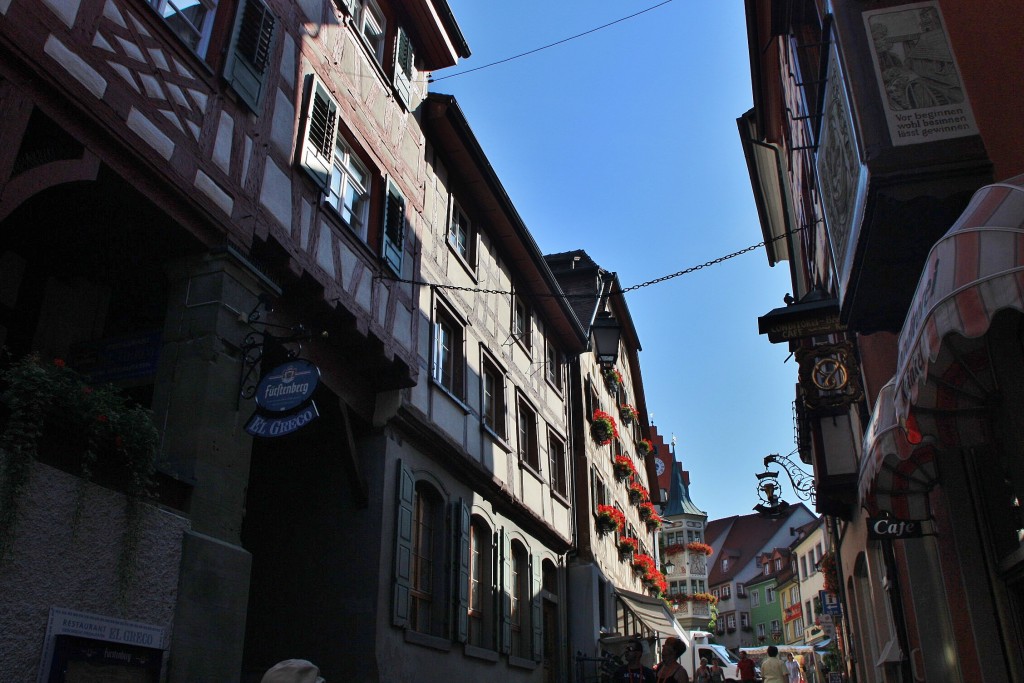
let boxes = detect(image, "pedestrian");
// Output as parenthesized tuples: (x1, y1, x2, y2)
(761, 645, 790, 683)
(614, 639, 657, 683)
(694, 657, 711, 683)
(710, 659, 725, 683)
(737, 651, 757, 681)
(261, 659, 325, 683)
(655, 636, 690, 683)
(786, 652, 802, 683)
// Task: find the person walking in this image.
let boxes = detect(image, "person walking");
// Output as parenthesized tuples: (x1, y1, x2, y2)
(694, 657, 711, 683)
(615, 639, 657, 683)
(655, 637, 690, 683)
(710, 659, 725, 683)
(737, 651, 757, 681)
(761, 646, 790, 683)
(786, 653, 802, 683)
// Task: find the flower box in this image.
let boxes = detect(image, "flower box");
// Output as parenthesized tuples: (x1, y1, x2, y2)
(591, 410, 619, 446)
(628, 480, 649, 506)
(637, 438, 654, 456)
(686, 541, 714, 556)
(618, 537, 639, 557)
(619, 404, 639, 425)
(613, 455, 636, 482)
(604, 368, 624, 391)
(596, 505, 625, 535)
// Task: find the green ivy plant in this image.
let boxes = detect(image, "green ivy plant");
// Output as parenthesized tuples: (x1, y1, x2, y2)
(0, 353, 158, 603)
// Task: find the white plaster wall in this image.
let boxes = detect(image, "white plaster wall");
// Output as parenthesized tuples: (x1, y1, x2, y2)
(0, 461, 188, 681)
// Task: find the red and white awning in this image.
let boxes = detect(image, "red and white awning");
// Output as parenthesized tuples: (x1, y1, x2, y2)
(895, 174, 1024, 419)
(859, 379, 937, 518)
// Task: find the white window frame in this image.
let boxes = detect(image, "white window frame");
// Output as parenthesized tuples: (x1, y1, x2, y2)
(327, 137, 370, 240)
(149, 0, 217, 57)
(751, 591, 760, 608)
(357, 0, 386, 63)
(448, 199, 473, 265)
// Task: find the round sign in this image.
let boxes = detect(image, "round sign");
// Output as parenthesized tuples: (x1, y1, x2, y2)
(255, 359, 320, 412)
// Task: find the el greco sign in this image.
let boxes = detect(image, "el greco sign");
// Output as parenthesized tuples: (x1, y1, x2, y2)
(864, 2, 979, 146)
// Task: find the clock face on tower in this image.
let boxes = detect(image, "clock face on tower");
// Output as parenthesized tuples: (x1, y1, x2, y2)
(655, 458, 665, 476)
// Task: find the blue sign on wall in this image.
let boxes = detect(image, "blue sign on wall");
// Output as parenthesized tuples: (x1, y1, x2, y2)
(254, 359, 320, 412)
(820, 590, 843, 617)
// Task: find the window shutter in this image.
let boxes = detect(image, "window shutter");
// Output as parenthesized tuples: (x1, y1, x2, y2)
(454, 500, 471, 643)
(499, 528, 512, 654)
(392, 461, 415, 627)
(531, 554, 543, 661)
(382, 179, 405, 274)
(393, 26, 414, 109)
(225, 0, 276, 111)
(299, 76, 338, 191)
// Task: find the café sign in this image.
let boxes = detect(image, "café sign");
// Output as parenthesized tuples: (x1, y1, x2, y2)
(868, 516, 926, 540)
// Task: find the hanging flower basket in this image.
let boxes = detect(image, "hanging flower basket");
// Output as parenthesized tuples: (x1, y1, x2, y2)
(613, 455, 636, 482)
(638, 501, 656, 520)
(628, 480, 649, 506)
(637, 438, 654, 456)
(820, 551, 839, 593)
(618, 536, 639, 557)
(591, 410, 619, 446)
(619, 404, 639, 425)
(645, 509, 662, 531)
(604, 368, 624, 391)
(686, 541, 714, 556)
(596, 505, 625, 535)
(632, 553, 656, 578)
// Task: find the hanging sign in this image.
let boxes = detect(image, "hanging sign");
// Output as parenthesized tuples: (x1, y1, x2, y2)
(245, 401, 319, 438)
(254, 359, 320, 412)
(868, 516, 926, 540)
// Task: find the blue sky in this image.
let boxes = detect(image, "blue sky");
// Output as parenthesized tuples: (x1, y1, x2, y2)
(438, 1, 802, 521)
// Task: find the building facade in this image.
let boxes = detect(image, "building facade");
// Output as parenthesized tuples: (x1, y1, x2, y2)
(741, 1, 1024, 681)
(0, 0, 626, 680)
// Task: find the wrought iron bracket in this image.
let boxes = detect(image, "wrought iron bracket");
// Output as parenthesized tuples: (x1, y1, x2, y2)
(237, 294, 318, 403)
(765, 451, 817, 504)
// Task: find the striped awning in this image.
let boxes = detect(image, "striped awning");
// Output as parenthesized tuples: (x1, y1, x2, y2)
(895, 174, 1024, 420)
(858, 379, 937, 517)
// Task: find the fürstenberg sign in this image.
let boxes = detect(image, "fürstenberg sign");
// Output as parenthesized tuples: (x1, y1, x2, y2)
(246, 359, 321, 437)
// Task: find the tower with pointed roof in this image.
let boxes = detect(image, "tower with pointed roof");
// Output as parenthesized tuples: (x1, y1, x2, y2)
(659, 447, 711, 632)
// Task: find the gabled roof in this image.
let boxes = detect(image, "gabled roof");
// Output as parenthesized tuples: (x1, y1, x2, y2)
(705, 506, 813, 585)
(663, 462, 705, 517)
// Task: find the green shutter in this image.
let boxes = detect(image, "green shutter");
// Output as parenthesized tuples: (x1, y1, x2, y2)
(455, 500, 470, 643)
(393, 26, 414, 109)
(499, 528, 512, 654)
(382, 179, 405, 274)
(531, 554, 543, 661)
(299, 76, 337, 190)
(225, 0, 276, 112)
(392, 461, 415, 627)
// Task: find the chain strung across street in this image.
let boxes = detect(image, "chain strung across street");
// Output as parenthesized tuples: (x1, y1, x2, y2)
(385, 225, 807, 299)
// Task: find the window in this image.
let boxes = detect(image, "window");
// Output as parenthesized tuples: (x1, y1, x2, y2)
(726, 614, 736, 630)
(687, 530, 703, 543)
(771, 619, 781, 635)
(432, 303, 464, 398)
(751, 591, 760, 607)
(741, 612, 750, 628)
(510, 542, 529, 657)
(468, 519, 494, 649)
(800, 555, 808, 580)
(591, 468, 608, 508)
(806, 600, 814, 623)
(721, 584, 732, 600)
(548, 431, 567, 497)
(722, 558, 730, 572)
(356, 0, 386, 62)
(690, 580, 706, 594)
(149, 0, 218, 57)
(393, 26, 415, 109)
(545, 338, 563, 390)
(517, 397, 539, 471)
(766, 587, 776, 603)
(481, 356, 506, 437)
(410, 482, 444, 635)
(757, 623, 766, 639)
(669, 581, 685, 596)
(448, 199, 474, 265)
(299, 75, 338, 191)
(737, 584, 747, 598)
(327, 138, 369, 239)
(775, 558, 782, 572)
(512, 296, 531, 349)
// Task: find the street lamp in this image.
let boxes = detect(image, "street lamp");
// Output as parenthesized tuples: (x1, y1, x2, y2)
(663, 558, 676, 574)
(591, 310, 621, 368)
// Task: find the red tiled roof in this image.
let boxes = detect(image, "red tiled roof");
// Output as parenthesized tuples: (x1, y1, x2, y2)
(705, 506, 813, 585)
